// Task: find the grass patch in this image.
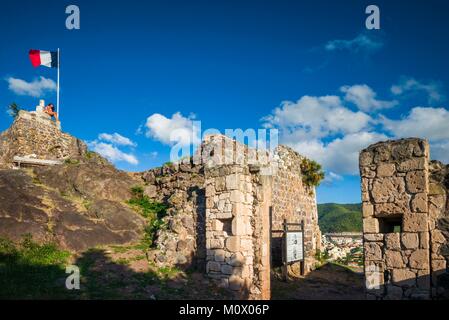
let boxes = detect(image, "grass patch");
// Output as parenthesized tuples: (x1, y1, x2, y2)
(126, 186, 168, 248)
(0, 235, 72, 299)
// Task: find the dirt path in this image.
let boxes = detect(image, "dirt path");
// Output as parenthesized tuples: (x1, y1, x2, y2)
(271, 263, 365, 300)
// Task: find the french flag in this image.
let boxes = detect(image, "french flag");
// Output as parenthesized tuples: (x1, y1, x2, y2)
(29, 49, 58, 68)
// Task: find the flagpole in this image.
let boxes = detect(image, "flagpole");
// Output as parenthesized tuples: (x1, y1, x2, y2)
(57, 48, 60, 120)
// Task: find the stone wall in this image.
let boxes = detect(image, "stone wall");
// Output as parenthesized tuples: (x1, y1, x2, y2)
(360, 138, 449, 300)
(141, 134, 320, 299)
(0, 110, 86, 166)
(271, 145, 321, 273)
(141, 161, 206, 270)
(428, 161, 449, 298)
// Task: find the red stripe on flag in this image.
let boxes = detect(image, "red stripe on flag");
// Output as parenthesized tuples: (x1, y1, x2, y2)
(29, 49, 41, 67)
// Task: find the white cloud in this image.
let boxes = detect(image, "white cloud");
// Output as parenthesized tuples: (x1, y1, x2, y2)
(263, 95, 372, 140)
(6, 76, 56, 97)
(98, 133, 136, 147)
(145, 112, 200, 146)
(322, 171, 343, 185)
(288, 132, 388, 175)
(391, 77, 444, 104)
(325, 33, 383, 53)
(381, 107, 449, 163)
(381, 107, 449, 141)
(341, 84, 398, 112)
(88, 141, 139, 165)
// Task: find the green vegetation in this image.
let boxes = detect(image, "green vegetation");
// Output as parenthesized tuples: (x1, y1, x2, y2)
(127, 186, 168, 248)
(7, 102, 20, 119)
(0, 235, 72, 299)
(318, 203, 362, 233)
(64, 158, 80, 165)
(300, 158, 325, 187)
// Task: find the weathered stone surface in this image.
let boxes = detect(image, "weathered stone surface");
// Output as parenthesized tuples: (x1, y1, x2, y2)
(371, 177, 406, 203)
(409, 250, 430, 270)
(397, 158, 426, 172)
(401, 233, 419, 250)
(405, 171, 427, 193)
(377, 164, 396, 177)
(403, 213, 428, 232)
(365, 242, 382, 261)
(207, 261, 221, 272)
(363, 217, 379, 234)
(411, 193, 428, 213)
(391, 269, 416, 286)
(385, 250, 406, 268)
(385, 233, 401, 251)
(362, 203, 374, 218)
(225, 236, 241, 252)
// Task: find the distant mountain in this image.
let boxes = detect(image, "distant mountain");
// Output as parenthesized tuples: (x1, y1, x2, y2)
(317, 203, 362, 233)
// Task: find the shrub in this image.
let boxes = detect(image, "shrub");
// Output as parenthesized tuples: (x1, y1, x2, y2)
(300, 158, 325, 187)
(127, 186, 168, 247)
(7, 102, 20, 119)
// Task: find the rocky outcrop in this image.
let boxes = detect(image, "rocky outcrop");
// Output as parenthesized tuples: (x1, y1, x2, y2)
(0, 167, 145, 252)
(0, 109, 146, 252)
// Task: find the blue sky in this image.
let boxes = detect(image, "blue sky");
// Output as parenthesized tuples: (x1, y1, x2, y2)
(1, 0, 449, 204)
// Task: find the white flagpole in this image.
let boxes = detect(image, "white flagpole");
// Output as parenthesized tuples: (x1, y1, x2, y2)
(57, 48, 60, 119)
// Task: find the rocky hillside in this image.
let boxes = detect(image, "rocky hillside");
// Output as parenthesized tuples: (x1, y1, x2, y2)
(0, 110, 147, 252)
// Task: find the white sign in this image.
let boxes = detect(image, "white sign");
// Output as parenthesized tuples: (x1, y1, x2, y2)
(286, 231, 304, 263)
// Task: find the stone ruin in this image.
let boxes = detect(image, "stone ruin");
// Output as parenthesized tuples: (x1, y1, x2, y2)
(0, 104, 322, 300)
(0, 100, 86, 167)
(360, 138, 449, 300)
(141, 134, 322, 299)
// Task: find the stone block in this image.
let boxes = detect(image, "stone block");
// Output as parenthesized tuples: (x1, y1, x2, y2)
(431, 229, 446, 244)
(411, 193, 427, 213)
(229, 253, 245, 267)
(364, 242, 382, 261)
(401, 233, 419, 250)
(403, 213, 428, 232)
(405, 171, 427, 194)
(362, 203, 374, 218)
(391, 269, 416, 287)
(225, 174, 239, 190)
(377, 163, 396, 177)
(215, 177, 226, 192)
(230, 190, 245, 203)
(385, 233, 401, 251)
(206, 261, 221, 272)
(385, 250, 406, 268)
(221, 264, 234, 275)
(409, 249, 429, 270)
(232, 216, 247, 236)
(363, 217, 379, 234)
(225, 236, 241, 252)
(212, 219, 224, 231)
(371, 177, 406, 203)
(214, 249, 226, 262)
(397, 158, 426, 172)
(360, 151, 373, 166)
(208, 239, 223, 249)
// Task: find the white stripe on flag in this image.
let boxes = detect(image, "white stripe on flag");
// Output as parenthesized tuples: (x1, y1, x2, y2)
(40, 50, 52, 67)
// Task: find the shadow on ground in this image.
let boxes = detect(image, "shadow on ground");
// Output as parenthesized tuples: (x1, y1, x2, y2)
(271, 263, 365, 300)
(0, 244, 232, 300)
